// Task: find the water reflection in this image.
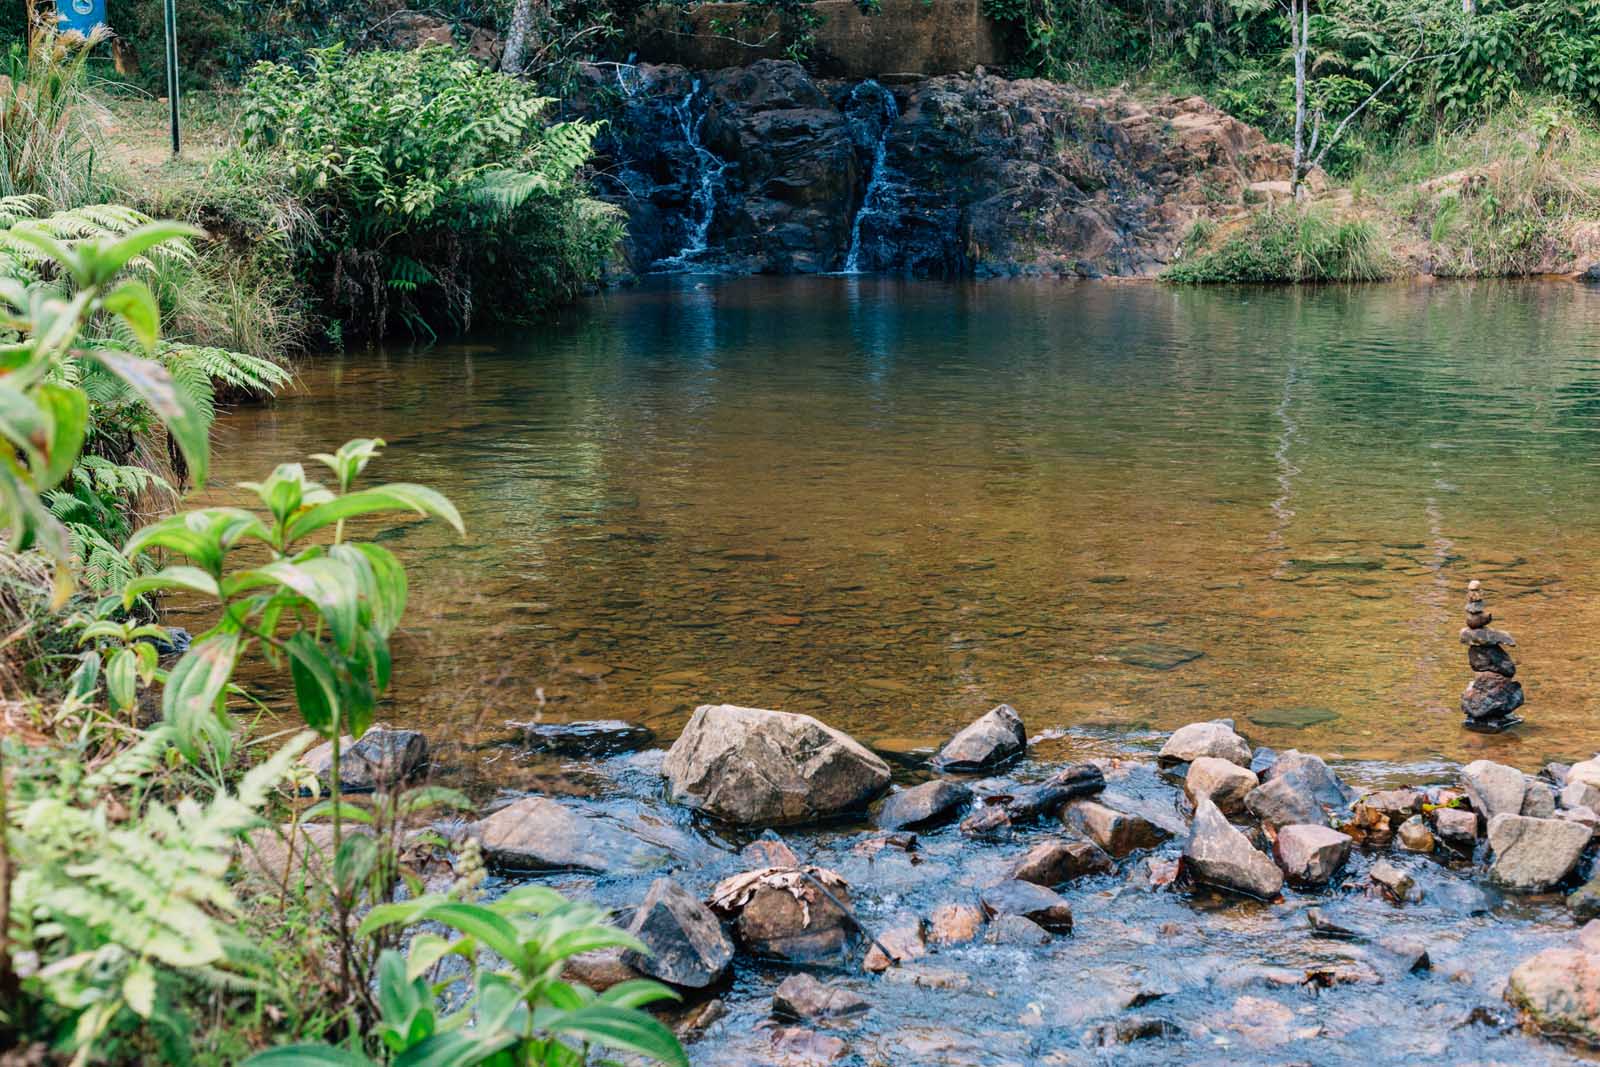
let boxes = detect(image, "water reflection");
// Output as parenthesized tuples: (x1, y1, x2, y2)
(197, 276, 1600, 791)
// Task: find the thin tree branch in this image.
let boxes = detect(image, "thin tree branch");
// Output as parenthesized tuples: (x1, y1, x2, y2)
(1309, 50, 1457, 172)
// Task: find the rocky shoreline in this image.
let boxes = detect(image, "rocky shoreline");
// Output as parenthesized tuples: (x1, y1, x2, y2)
(264, 705, 1600, 1062)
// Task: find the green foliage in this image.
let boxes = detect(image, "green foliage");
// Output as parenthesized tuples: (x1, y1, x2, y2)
(236, 44, 621, 337)
(0, 28, 108, 207)
(250, 888, 688, 1067)
(1164, 204, 1393, 282)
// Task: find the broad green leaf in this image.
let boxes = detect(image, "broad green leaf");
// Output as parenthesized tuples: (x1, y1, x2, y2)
(122, 565, 221, 605)
(84, 347, 210, 487)
(97, 221, 204, 284)
(488, 885, 567, 916)
(243, 1046, 377, 1067)
(286, 484, 464, 541)
(598, 980, 682, 1010)
(356, 898, 438, 938)
(107, 647, 137, 712)
(546, 1003, 689, 1067)
(302, 799, 375, 824)
(233, 558, 361, 654)
(162, 631, 241, 762)
(101, 278, 161, 352)
(335, 834, 378, 892)
(392, 1031, 516, 1067)
(125, 509, 268, 573)
(122, 961, 156, 1017)
(544, 925, 648, 963)
(332, 542, 408, 635)
(31, 383, 87, 490)
(416, 903, 527, 970)
(68, 650, 100, 700)
(402, 934, 456, 982)
(285, 632, 341, 737)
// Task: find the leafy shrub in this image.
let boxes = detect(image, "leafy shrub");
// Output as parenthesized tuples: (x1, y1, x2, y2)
(237, 44, 622, 337)
(0, 27, 108, 207)
(1164, 205, 1393, 283)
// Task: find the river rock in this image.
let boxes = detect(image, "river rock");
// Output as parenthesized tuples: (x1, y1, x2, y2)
(1506, 942, 1600, 1046)
(1009, 838, 1115, 886)
(927, 903, 987, 945)
(471, 797, 663, 873)
(709, 866, 856, 962)
(1158, 720, 1251, 768)
(1570, 874, 1600, 920)
(621, 877, 735, 989)
(873, 779, 972, 830)
(1272, 824, 1351, 887)
(931, 704, 1027, 772)
(1360, 788, 1424, 823)
(1461, 759, 1528, 821)
(1563, 780, 1600, 812)
(1183, 796, 1283, 899)
(1370, 860, 1421, 903)
(662, 704, 890, 825)
(1183, 757, 1258, 816)
(1467, 643, 1516, 677)
(1487, 813, 1590, 891)
(985, 913, 1052, 945)
(1563, 806, 1600, 842)
(1003, 764, 1106, 820)
(769, 1027, 848, 1063)
(1461, 673, 1525, 722)
(1570, 757, 1600, 791)
(563, 948, 645, 992)
(773, 973, 869, 1020)
(1062, 800, 1171, 857)
(1244, 774, 1324, 829)
(978, 879, 1074, 931)
(302, 728, 427, 792)
(1396, 815, 1435, 853)
(863, 920, 928, 972)
(515, 720, 656, 756)
(1432, 806, 1479, 853)
(1460, 625, 1518, 647)
(960, 804, 1012, 840)
(1522, 779, 1557, 818)
(1260, 749, 1352, 808)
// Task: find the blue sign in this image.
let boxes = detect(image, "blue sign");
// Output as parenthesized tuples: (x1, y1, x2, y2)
(57, 0, 108, 35)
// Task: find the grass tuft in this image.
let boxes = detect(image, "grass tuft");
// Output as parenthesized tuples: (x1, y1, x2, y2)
(1164, 204, 1393, 284)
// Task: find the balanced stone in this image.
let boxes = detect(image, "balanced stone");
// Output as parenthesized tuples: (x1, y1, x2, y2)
(1468, 643, 1515, 677)
(1456, 580, 1525, 731)
(1462, 672, 1525, 722)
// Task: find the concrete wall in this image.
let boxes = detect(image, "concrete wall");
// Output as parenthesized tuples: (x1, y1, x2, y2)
(630, 0, 1010, 77)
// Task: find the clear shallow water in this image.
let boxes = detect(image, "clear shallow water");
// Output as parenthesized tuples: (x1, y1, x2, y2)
(195, 276, 1600, 1064)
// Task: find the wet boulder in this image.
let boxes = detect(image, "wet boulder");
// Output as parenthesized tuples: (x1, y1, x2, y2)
(986, 913, 1052, 945)
(1487, 813, 1590, 892)
(1158, 720, 1251, 768)
(1370, 860, 1421, 903)
(960, 803, 1012, 840)
(622, 877, 735, 989)
(927, 903, 987, 946)
(662, 704, 891, 825)
(1272, 824, 1351, 887)
(709, 866, 856, 962)
(1062, 799, 1171, 857)
(773, 973, 869, 1020)
(1183, 757, 1258, 816)
(1182, 796, 1283, 899)
(1396, 815, 1435, 853)
(1461, 759, 1528, 821)
(1432, 806, 1478, 854)
(1261, 750, 1353, 807)
(471, 797, 665, 873)
(873, 779, 972, 830)
(1506, 938, 1600, 1046)
(1002, 763, 1106, 821)
(302, 728, 427, 792)
(978, 879, 1074, 932)
(1009, 838, 1114, 886)
(1244, 774, 1324, 829)
(515, 719, 656, 756)
(931, 704, 1028, 772)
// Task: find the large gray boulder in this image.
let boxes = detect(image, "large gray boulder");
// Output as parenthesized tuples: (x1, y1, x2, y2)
(662, 704, 891, 825)
(471, 797, 664, 873)
(932, 704, 1028, 772)
(1262, 750, 1353, 808)
(1158, 720, 1251, 768)
(1487, 813, 1590, 891)
(1462, 759, 1528, 822)
(622, 878, 735, 989)
(1182, 796, 1283, 899)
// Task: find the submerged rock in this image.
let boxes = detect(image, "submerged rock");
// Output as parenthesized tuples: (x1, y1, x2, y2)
(622, 877, 735, 989)
(863, 919, 928, 972)
(471, 797, 664, 873)
(1158, 720, 1251, 768)
(873, 779, 972, 830)
(927, 903, 987, 946)
(662, 704, 890, 825)
(1183, 796, 1283, 899)
(514, 719, 655, 756)
(985, 914, 1052, 945)
(978, 879, 1074, 931)
(931, 704, 1027, 772)
(1487, 813, 1590, 892)
(773, 973, 869, 1020)
(1272, 824, 1351, 887)
(1002, 763, 1107, 821)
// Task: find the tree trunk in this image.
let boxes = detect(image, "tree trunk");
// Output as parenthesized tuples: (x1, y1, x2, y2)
(1290, 0, 1309, 199)
(501, 0, 536, 75)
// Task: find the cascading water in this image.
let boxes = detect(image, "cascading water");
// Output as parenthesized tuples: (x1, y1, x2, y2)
(842, 81, 901, 274)
(655, 80, 729, 270)
(612, 53, 641, 98)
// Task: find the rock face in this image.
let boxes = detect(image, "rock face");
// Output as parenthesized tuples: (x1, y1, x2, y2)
(1487, 814, 1590, 891)
(1159, 720, 1251, 768)
(579, 61, 1296, 277)
(709, 866, 856, 961)
(622, 878, 735, 988)
(302, 729, 427, 792)
(472, 797, 663, 873)
(1272, 824, 1352, 887)
(1182, 797, 1283, 899)
(1184, 757, 1259, 816)
(874, 780, 973, 830)
(932, 704, 1028, 771)
(662, 704, 891, 825)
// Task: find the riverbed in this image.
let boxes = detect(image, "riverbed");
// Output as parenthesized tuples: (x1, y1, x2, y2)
(196, 276, 1600, 1065)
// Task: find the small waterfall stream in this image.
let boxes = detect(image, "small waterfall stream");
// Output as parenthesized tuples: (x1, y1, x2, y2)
(656, 80, 729, 269)
(843, 81, 901, 274)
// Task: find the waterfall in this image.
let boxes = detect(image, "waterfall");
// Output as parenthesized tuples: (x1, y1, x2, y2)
(656, 80, 729, 269)
(843, 82, 901, 275)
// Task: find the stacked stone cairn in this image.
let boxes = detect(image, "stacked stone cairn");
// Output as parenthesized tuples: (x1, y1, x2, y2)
(1460, 579, 1525, 732)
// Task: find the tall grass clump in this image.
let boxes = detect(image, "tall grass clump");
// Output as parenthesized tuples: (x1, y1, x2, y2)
(0, 27, 107, 207)
(1164, 204, 1393, 283)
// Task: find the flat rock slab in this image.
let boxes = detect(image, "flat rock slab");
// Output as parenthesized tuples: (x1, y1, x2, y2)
(662, 704, 890, 825)
(472, 796, 665, 873)
(514, 720, 656, 756)
(622, 877, 734, 989)
(874, 779, 973, 830)
(1488, 813, 1590, 891)
(1246, 706, 1339, 729)
(1110, 641, 1205, 671)
(932, 704, 1027, 772)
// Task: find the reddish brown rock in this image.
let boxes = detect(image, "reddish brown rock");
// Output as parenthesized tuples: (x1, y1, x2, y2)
(927, 903, 987, 946)
(1008, 838, 1114, 886)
